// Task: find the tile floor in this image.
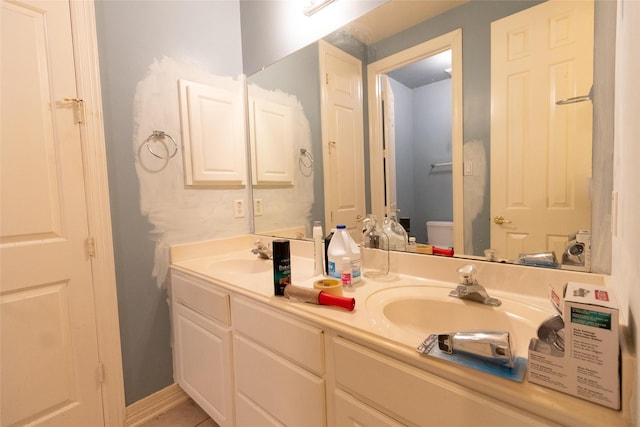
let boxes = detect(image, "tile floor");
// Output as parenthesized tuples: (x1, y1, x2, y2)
(140, 399, 219, 427)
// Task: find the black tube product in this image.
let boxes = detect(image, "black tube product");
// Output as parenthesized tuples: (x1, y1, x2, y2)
(272, 239, 291, 296)
(324, 231, 334, 275)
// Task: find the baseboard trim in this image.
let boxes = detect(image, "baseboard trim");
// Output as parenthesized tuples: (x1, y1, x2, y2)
(125, 383, 190, 427)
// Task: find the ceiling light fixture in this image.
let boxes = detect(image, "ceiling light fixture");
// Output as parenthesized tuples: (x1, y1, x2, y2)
(303, 0, 336, 16)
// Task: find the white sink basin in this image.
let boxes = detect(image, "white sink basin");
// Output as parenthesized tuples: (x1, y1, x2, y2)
(209, 255, 315, 282)
(210, 258, 272, 274)
(366, 285, 554, 357)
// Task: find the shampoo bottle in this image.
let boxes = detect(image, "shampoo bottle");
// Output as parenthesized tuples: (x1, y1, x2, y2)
(313, 221, 323, 276)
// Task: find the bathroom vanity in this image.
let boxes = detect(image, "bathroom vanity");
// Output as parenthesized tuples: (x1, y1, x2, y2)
(169, 235, 634, 427)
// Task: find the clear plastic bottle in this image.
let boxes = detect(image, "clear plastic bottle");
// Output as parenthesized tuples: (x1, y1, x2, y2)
(312, 221, 323, 276)
(361, 214, 389, 278)
(408, 236, 417, 252)
(382, 215, 408, 251)
(327, 225, 361, 283)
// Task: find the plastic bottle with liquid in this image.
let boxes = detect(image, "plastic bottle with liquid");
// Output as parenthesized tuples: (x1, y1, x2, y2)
(340, 256, 352, 287)
(361, 214, 389, 278)
(327, 225, 361, 283)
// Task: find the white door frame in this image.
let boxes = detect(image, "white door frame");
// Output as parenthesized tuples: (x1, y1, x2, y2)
(69, 1, 125, 424)
(367, 29, 463, 251)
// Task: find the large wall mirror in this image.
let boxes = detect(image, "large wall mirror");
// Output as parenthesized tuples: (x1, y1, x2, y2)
(246, 0, 614, 274)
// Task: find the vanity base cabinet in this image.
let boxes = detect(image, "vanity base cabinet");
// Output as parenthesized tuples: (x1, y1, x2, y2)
(171, 272, 234, 427)
(330, 336, 559, 427)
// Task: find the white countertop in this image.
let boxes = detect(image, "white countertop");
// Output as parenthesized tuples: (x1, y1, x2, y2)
(170, 234, 634, 426)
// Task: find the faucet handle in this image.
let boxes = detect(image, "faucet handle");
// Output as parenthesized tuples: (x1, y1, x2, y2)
(457, 264, 477, 285)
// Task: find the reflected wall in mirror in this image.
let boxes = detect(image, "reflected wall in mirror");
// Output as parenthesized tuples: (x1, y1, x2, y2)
(248, 0, 614, 274)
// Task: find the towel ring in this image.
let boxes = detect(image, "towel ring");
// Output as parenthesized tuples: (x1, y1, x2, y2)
(144, 130, 178, 159)
(299, 148, 313, 168)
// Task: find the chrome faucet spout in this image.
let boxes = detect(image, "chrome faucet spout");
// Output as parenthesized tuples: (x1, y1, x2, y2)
(449, 264, 501, 306)
(251, 239, 273, 260)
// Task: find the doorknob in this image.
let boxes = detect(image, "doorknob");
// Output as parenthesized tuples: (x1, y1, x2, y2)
(494, 216, 512, 225)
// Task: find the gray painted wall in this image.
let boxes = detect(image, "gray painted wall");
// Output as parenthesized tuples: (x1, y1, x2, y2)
(94, 0, 243, 405)
(414, 79, 454, 243)
(391, 78, 453, 244)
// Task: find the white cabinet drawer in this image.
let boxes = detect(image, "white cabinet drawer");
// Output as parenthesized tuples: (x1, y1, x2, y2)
(231, 296, 324, 374)
(332, 337, 554, 427)
(171, 270, 230, 325)
(234, 334, 325, 427)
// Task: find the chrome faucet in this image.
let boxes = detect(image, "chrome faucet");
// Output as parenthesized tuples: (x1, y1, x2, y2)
(449, 264, 501, 306)
(251, 239, 272, 260)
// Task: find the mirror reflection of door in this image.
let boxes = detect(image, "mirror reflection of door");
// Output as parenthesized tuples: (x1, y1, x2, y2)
(380, 50, 454, 245)
(319, 40, 366, 239)
(490, 0, 594, 261)
(382, 75, 398, 218)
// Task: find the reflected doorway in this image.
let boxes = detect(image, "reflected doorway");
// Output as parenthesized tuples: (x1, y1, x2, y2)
(368, 29, 463, 251)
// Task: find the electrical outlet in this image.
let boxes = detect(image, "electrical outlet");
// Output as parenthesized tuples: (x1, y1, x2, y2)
(254, 198, 263, 216)
(233, 199, 245, 218)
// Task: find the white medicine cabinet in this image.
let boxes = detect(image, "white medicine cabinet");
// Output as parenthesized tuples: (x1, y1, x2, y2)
(178, 78, 247, 187)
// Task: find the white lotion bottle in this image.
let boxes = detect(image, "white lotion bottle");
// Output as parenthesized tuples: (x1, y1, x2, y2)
(313, 221, 324, 276)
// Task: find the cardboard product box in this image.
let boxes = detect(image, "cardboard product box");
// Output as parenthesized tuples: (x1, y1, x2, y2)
(528, 282, 620, 409)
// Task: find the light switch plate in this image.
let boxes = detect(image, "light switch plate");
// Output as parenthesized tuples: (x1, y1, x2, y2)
(254, 199, 263, 216)
(233, 199, 245, 218)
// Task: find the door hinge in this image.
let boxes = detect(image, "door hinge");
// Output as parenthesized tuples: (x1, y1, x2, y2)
(64, 98, 85, 124)
(326, 73, 329, 85)
(97, 362, 105, 384)
(86, 237, 96, 257)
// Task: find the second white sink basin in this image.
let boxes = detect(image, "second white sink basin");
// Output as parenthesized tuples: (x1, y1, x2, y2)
(366, 285, 554, 357)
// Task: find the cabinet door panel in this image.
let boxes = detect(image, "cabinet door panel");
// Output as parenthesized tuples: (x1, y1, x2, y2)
(234, 334, 325, 427)
(235, 393, 282, 427)
(178, 79, 247, 186)
(232, 296, 324, 374)
(173, 304, 234, 427)
(334, 390, 404, 427)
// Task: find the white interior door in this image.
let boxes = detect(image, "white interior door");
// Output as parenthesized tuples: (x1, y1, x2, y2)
(1, 0, 104, 425)
(382, 75, 398, 218)
(490, 0, 594, 260)
(319, 40, 365, 238)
